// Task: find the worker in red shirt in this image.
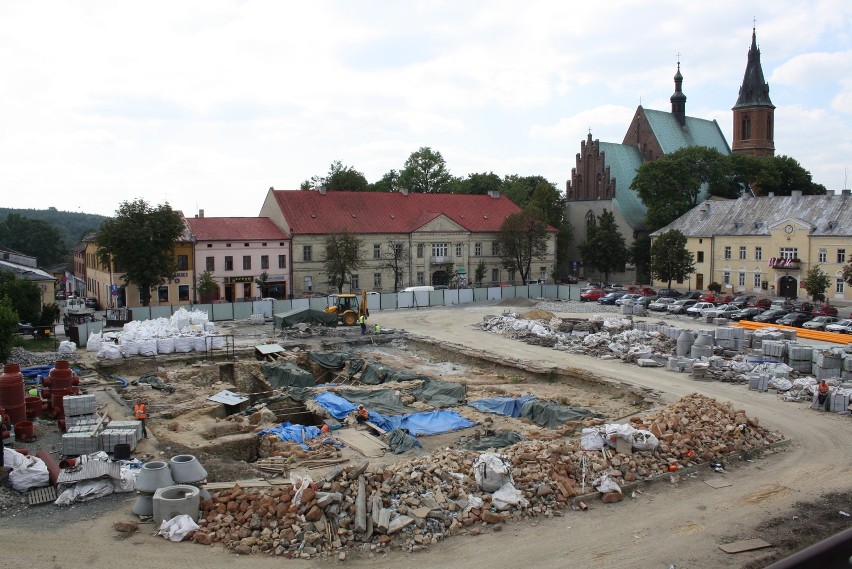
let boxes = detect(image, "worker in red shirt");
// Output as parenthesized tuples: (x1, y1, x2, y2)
(817, 380, 830, 410)
(134, 399, 149, 438)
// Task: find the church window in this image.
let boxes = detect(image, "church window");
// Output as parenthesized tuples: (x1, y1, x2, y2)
(767, 116, 773, 139)
(585, 211, 596, 230)
(741, 115, 751, 140)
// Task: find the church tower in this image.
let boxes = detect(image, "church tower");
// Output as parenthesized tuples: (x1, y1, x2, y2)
(732, 28, 775, 157)
(670, 61, 686, 126)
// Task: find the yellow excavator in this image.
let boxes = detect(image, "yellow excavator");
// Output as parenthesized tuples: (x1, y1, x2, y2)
(325, 289, 369, 326)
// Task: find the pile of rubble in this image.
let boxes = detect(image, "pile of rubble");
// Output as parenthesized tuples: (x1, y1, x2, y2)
(192, 393, 782, 557)
(6, 346, 80, 367)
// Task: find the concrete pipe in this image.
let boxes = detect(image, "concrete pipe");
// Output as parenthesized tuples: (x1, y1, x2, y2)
(135, 461, 175, 493)
(169, 454, 207, 483)
(153, 484, 201, 524)
(132, 494, 154, 517)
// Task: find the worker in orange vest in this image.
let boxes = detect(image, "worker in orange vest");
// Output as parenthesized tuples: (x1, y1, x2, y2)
(134, 399, 149, 438)
(817, 380, 830, 410)
(356, 404, 369, 423)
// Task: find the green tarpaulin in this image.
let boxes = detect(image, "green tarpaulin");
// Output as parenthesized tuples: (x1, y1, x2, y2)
(335, 388, 416, 416)
(274, 308, 338, 329)
(359, 362, 428, 385)
(405, 379, 467, 408)
(308, 351, 349, 369)
(519, 398, 601, 429)
(460, 431, 524, 451)
(261, 361, 316, 389)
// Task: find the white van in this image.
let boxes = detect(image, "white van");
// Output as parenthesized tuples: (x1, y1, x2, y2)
(401, 286, 434, 292)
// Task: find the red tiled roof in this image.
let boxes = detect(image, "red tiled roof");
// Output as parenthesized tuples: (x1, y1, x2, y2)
(186, 217, 290, 241)
(271, 190, 552, 234)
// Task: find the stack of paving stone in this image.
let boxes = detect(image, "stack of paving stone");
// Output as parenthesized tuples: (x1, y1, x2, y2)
(788, 344, 814, 374)
(60, 394, 102, 456)
(842, 353, 852, 381)
(813, 349, 844, 380)
(760, 340, 787, 364)
(715, 327, 745, 351)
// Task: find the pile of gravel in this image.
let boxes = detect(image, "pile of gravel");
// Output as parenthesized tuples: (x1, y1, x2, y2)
(6, 346, 79, 367)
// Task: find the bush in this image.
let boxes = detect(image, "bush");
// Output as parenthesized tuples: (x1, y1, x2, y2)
(0, 298, 19, 362)
(708, 281, 722, 293)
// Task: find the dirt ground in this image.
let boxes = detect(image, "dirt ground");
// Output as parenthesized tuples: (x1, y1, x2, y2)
(1, 302, 851, 568)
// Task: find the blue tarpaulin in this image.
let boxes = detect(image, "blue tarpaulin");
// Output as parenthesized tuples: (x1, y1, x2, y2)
(468, 396, 536, 418)
(314, 392, 358, 419)
(257, 421, 322, 449)
(381, 410, 475, 436)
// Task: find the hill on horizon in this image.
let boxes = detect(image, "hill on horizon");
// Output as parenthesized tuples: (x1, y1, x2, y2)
(0, 207, 109, 259)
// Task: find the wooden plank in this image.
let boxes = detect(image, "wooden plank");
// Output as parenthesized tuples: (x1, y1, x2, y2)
(203, 479, 293, 490)
(335, 429, 386, 457)
(90, 412, 110, 437)
(719, 539, 772, 554)
(364, 421, 387, 436)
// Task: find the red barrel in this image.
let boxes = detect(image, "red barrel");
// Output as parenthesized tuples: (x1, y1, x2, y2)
(14, 420, 34, 442)
(0, 364, 26, 420)
(47, 360, 75, 390)
(50, 388, 74, 419)
(4, 403, 26, 425)
(25, 396, 43, 419)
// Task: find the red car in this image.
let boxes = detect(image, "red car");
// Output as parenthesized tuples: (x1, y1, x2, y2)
(747, 297, 772, 310)
(698, 292, 734, 305)
(580, 288, 606, 302)
(811, 304, 839, 317)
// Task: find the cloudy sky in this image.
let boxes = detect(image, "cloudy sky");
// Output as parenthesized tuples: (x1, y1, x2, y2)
(1, 1, 850, 218)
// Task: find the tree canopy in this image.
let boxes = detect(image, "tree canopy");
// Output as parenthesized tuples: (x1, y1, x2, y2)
(0, 271, 41, 324)
(399, 147, 453, 194)
(302, 160, 369, 192)
(323, 233, 364, 292)
(94, 199, 186, 306)
(578, 210, 628, 284)
(496, 210, 549, 284)
(804, 264, 831, 302)
(649, 229, 695, 290)
(377, 239, 408, 292)
(0, 213, 69, 266)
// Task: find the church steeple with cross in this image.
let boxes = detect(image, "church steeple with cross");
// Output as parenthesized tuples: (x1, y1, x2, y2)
(670, 54, 687, 126)
(732, 26, 775, 157)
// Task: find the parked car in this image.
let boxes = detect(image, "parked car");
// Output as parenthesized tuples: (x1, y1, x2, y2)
(746, 297, 772, 310)
(679, 291, 702, 300)
(55, 290, 66, 301)
(598, 291, 629, 305)
(802, 316, 839, 330)
(770, 299, 796, 311)
(698, 292, 734, 305)
(667, 299, 698, 314)
(636, 295, 658, 308)
(84, 297, 99, 310)
(791, 301, 815, 314)
(826, 319, 852, 334)
(731, 295, 755, 309)
(562, 275, 580, 284)
(776, 312, 813, 327)
(703, 304, 741, 319)
(811, 304, 839, 317)
(580, 288, 606, 302)
(583, 282, 604, 290)
(729, 307, 765, 322)
(648, 297, 677, 311)
(753, 309, 789, 323)
(615, 293, 643, 306)
(656, 288, 682, 298)
(686, 302, 717, 317)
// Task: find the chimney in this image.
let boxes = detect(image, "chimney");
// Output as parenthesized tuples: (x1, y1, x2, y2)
(488, 190, 500, 199)
(843, 189, 851, 196)
(791, 190, 802, 200)
(318, 186, 327, 195)
(768, 192, 775, 198)
(400, 187, 409, 196)
(198, 209, 204, 218)
(826, 190, 835, 196)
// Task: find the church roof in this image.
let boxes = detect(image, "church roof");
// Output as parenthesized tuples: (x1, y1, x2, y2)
(643, 109, 731, 155)
(651, 193, 852, 238)
(597, 142, 645, 229)
(733, 29, 775, 109)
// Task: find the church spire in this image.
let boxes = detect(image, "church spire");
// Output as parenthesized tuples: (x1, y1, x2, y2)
(732, 27, 775, 157)
(734, 27, 774, 109)
(670, 57, 686, 126)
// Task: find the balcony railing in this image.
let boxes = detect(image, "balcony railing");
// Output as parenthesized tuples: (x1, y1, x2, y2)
(430, 255, 454, 264)
(768, 258, 800, 270)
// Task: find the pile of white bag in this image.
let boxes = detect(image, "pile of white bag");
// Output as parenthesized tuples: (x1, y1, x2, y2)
(115, 308, 222, 357)
(579, 423, 660, 452)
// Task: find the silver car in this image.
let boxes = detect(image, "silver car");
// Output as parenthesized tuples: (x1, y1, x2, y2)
(802, 316, 838, 330)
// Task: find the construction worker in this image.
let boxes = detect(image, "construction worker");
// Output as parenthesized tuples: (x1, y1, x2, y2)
(356, 404, 369, 423)
(134, 399, 149, 438)
(817, 380, 830, 410)
(374, 323, 381, 334)
(358, 313, 367, 335)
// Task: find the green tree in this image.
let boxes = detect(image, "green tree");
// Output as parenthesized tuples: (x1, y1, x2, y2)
(707, 281, 722, 293)
(254, 271, 270, 299)
(399, 147, 453, 193)
(378, 239, 408, 292)
(94, 199, 185, 307)
(496, 211, 549, 284)
(302, 160, 369, 192)
(649, 229, 694, 290)
(0, 297, 18, 363)
(632, 146, 728, 232)
(0, 271, 41, 324)
(525, 181, 573, 280)
(804, 264, 831, 302)
(475, 259, 487, 287)
(368, 170, 401, 193)
(628, 234, 652, 284)
(765, 155, 827, 196)
(0, 213, 68, 266)
(502, 175, 551, 208)
(579, 210, 627, 284)
(455, 172, 503, 195)
(323, 233, 364, 292)
(195, 270, 219, 302)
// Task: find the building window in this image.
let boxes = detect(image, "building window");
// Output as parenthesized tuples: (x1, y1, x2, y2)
(417, 244, 424, 258)
(158, 285, 169, 303)
(739, 272, 746, 287)
(455, 243, 463, 257)
(206, 243, 212, 248)
(753, 272, 762, 289)
(262, 242, 267, 247)
(492, 268, 499, 283)
(724, 246, 731, 260)
(432, 243, 449, 258)
(178, 285, 190, 301)
(540, 267, 547, 281)
(780, 247, 798, 260)
(225, 256, 233, 271)
(742, 115, 751, 140)
(394, 243, 403, 259)
(838, 249, 846, 263)
(491, 242, 499, 256)
(260, 255, 269, 270)
(177, 255, 189, 270)
(243, 256, 251, 270)
(278, 255, 287, 269)
(755, 246, 762, 261)
(373, 244, 381, 259)
(819, 249, 827, 263)
(416, 271, 424, 285)
(303, 245, 312, 262)
(585, 211, 596, 230)
(697, 251, 704, 263)
(723, 271, 730, 285)
(739, 246, 746, 260)
(374, 273, 381, 288)
(304, 276, 313, 292)
(837, 278, 845, 294)
(206, 257, 214, 271)
(508, 269, 515, 282)
(350, 274, 359, 290)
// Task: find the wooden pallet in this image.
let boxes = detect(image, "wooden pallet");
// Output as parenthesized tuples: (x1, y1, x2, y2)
(28, 485, 57, 506)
